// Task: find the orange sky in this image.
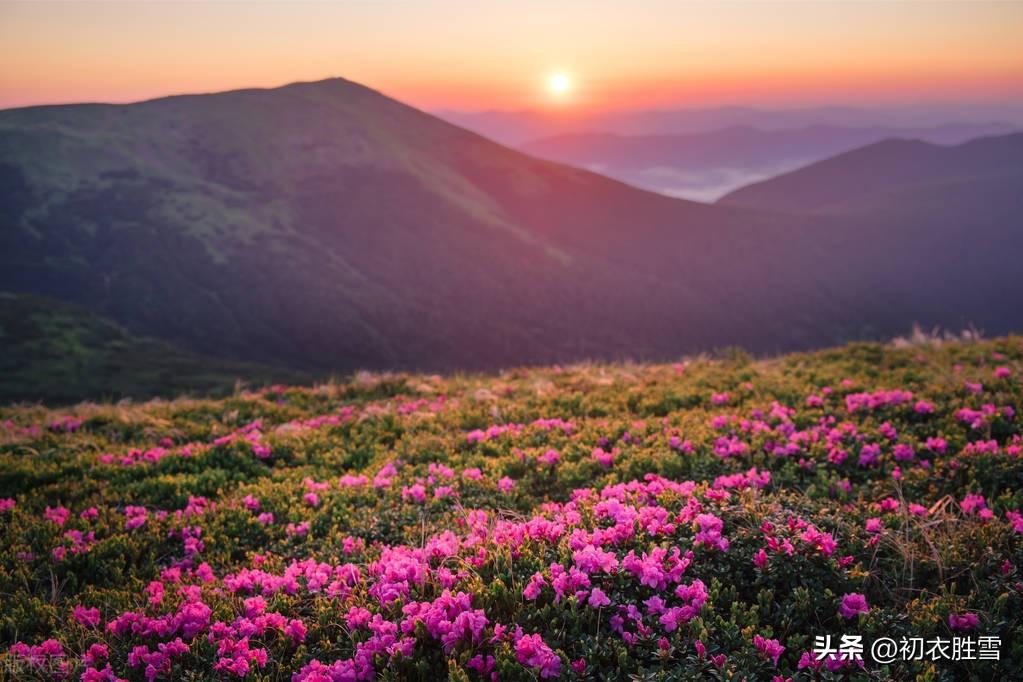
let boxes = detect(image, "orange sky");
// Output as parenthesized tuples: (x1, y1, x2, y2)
(2, 1, 1022, 112)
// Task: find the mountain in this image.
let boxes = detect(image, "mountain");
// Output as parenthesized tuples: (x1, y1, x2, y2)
(2, 79, 1022, 400)
(518, 123, 1016, 200)
(0, 78, 852, 376)
(717, 133, 1023, 212)
(438, 103, 1023, 146)
(0, 292, 307, 404)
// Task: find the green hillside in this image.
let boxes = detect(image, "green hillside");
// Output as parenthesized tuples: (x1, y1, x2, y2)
(0, 292, 307, 404)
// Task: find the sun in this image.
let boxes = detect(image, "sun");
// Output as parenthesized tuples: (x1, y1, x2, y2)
(548, 73, 571, 96)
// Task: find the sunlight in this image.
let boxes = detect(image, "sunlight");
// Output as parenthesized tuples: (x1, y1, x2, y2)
(547, 72, 571, 96)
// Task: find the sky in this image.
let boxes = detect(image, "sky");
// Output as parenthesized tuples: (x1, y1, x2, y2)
(2, 1, 1022, 112)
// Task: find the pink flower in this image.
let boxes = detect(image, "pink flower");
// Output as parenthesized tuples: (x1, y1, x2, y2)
(949, 613, 979, 631)
(753, 549, 769, 570)
(497, 476, 516, 492)
(865, 518, 884, 534)
(124, 506, 147, 530)
(754, 634, 786, 666)
(285, 618, 308, 643)
(591, 447, 614, 468)
(73, 605, 101, 628)
(45, 506, 70, 526)
(468, 655, 496, 677)
(909, 503, 929, 517)
(961, 493, 991, 517)
(537, 449, 561, 466)
(515, 633, 561, 679)
(893, 444, 915, 461)
(286, 521, 309, 536)
(694, 513, 729, 552)
(914, 400, 935, 414)
(858, 444, 881, 467)
(523, 572, 547, 601)
(839, 593, 869, 619)
(587, 587, 611, 608)
(401, 484, 427, 503)
(243, 596, 266, 618)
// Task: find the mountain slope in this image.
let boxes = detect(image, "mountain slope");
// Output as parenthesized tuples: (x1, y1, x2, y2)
(1, 79, 1022, 389)
(518, 123, 1016, 200)
(717, 132, 1023, 212)
(0, 292, 307, 404)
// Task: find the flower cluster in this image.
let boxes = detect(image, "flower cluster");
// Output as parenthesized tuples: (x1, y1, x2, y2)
(1, 337, 1021, 679)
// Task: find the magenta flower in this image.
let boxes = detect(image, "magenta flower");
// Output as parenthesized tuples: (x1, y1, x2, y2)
(468, 655, 496, 677)
(839, 593, 869, 619)
(537, 449, 561, 466)
(753, 548, 769, 570)
(591, 447, 614, 468)
(523, 572, 546, 601)
(949, 613, 979, 631)
(961, 493, 988, 515)
(73, 605, 101, 628)
(515, 633, 561, 679)
(45, 506, 70, 526)
(124, 506, 147, 530)
(754, 634, 786, 666)
(587, 587, 611, 608)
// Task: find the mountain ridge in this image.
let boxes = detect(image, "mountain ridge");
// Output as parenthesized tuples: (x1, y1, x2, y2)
(717, 131, 1023, 212)
(2, 78, 1022, 399)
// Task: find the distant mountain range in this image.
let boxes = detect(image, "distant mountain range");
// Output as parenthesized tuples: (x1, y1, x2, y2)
(2, 79, 1022, 402)
(518, 123, 1018, 200)
(438, 103, 1023, 146)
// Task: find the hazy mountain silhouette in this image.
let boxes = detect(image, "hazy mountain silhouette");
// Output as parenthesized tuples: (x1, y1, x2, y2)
(718, 133, 1023, 212)
(439, 104, 1023, 146)
(518, 123, 1017, 200)
(2, 79, 1022, 394)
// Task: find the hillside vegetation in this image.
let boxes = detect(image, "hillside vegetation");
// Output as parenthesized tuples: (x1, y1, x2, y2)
(1, 337, 1021, 679)
(0, 292, 307, 404)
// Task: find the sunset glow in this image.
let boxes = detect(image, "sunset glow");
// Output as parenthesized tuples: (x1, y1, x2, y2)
(1, 1, 1021, 111)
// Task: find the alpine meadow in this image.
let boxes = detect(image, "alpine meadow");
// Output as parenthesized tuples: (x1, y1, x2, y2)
(2, 1, 1023, 680)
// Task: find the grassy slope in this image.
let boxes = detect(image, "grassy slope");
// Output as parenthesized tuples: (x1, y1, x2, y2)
(0, 292, 309, 404)
(0, 337, 1021, 678)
